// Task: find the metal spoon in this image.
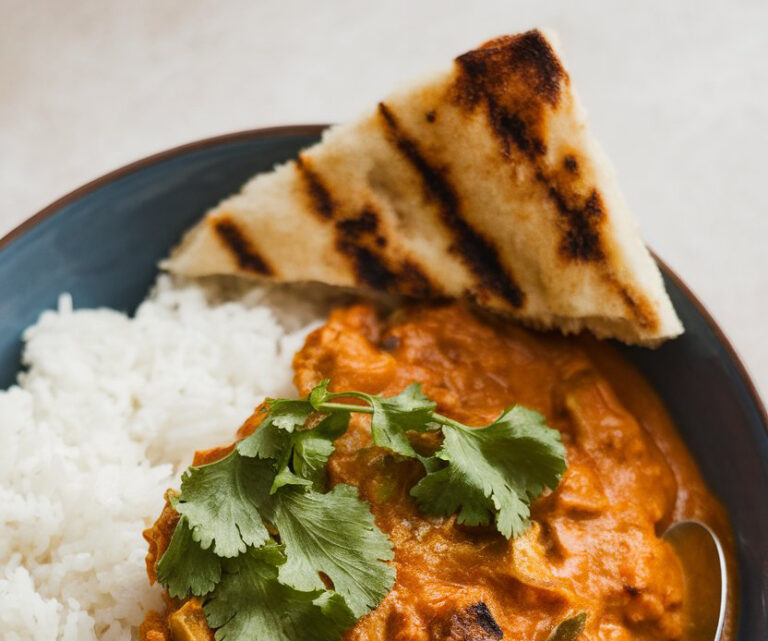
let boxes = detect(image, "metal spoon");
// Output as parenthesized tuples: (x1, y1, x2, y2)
(663, 520, 727, 641)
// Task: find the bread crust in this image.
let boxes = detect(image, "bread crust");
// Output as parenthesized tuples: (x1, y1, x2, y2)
(164, 30, 683, 346)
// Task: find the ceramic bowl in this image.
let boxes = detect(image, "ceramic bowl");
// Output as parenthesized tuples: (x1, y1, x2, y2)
(1, 126, 765, 638)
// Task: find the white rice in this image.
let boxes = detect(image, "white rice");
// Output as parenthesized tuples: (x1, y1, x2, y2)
(0, 276, 329, 641)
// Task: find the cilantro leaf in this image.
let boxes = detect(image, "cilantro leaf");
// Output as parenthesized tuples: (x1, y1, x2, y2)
(410, 406, 566, 538)
(175, 453, 275, 557)
(237, 397, 316, 460)
(205, 544, 355, 641)
(312, 591, 358, 631)
(156, 517, 222, 598)
(367, 384, 437, 457)
(279, 412, 350, 492)
(546, 612, 587, 641)
(265, 399, 314, 432)
(237, 397, 317, 460)
(272, 484, 396, 618)
(237, 392, 327, 459)
(157, 380, 568, 641)
(368, 399, 417, 458)
(237, 419, 290, 459)
(270, 459, 314, 493)
(269, 411, 351, 493)
(309, 379, 331, 409)
(378, 383, 438, 430)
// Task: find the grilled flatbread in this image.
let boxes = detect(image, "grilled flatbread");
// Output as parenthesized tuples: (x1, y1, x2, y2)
(164, 30, 682, 346)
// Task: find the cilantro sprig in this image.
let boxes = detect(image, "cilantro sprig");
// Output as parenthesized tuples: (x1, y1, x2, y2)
(155, 380, 567, 641)
(310, 381, 567, 538)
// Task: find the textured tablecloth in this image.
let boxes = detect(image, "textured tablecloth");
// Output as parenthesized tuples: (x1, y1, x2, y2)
(2, 0, 766, 400)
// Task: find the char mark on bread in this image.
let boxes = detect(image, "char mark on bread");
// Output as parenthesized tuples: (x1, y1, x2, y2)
(455, 30, 566, 108)
(336, 241, 397, 292)
(452, 31, 607, 264)
(539, 179, 605, 262)
(296, 155, 335, 220)
(334, 208, 394, 290)
(610, 277, 658, 330)
(487, 106, 547, 159)
(212, 217, 273, 275)
(394, 260, 439, 298)
(164, 29, 684, 346)
(452, 32, 605, 265)
(296, 149, 439, 297)
(377, 102, 524, 308)
(335, 209, 380, 235)
(295, 160, 393, 290)
(563, 155, 579, 174)
(335, 208, 437, 297)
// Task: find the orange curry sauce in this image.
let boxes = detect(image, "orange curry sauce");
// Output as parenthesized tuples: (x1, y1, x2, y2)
(141, 303, 735, 641)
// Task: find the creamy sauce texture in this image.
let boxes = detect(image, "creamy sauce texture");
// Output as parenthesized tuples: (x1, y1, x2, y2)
(291, 304, 734, 641)
(142, 303, 735, 641)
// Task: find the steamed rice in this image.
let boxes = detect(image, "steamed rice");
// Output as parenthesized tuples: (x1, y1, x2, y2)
(0, 276, 326, 640)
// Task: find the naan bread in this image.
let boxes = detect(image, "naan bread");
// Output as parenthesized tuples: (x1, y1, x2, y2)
(165, 30, 682, 346)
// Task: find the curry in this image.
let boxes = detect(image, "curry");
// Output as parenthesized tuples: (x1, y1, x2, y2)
(141, 303, 735, 641)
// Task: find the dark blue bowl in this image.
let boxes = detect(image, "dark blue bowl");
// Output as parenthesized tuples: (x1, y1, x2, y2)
(1, 126, 765, 638)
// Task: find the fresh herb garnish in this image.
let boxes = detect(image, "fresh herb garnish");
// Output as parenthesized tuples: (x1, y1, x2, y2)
(175, 454, 273, 557)
(546, 612, 588, 641)
(204, 544, 356, 641)
(272, 484, 396, 617)
(156, 380, 567, 641)
(156, 516, 221, 598)
(410, 406, 566, 538)
(309, 383, 566, 538)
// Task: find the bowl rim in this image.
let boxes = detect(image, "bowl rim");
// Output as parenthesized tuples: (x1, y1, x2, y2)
(2, 124, 766, 433)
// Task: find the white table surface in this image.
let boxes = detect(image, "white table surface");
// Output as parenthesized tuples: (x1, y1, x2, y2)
(2, 0, 766, 401)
